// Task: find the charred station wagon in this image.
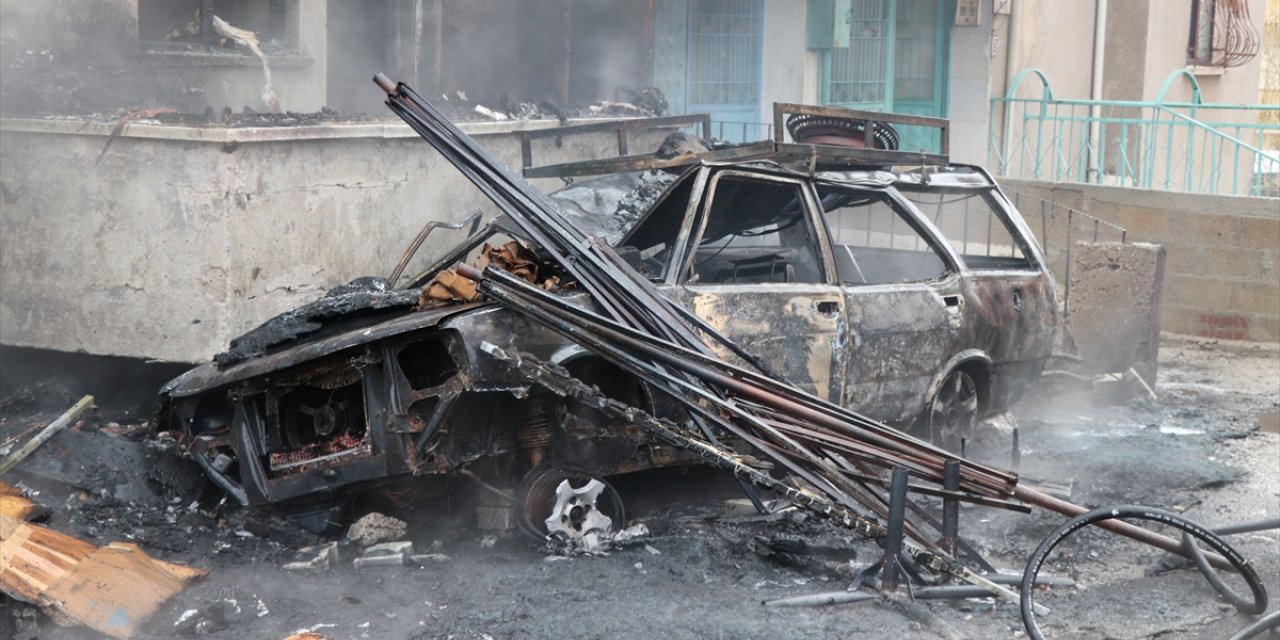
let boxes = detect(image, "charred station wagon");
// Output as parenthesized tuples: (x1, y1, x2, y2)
(156, 105, 1057, 533)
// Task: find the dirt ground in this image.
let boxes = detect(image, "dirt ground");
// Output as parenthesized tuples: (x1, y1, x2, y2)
(1, 333, 1277, 640)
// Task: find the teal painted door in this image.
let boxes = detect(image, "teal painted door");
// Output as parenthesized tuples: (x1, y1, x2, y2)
(687, 0, 763, 141)
(823, 0, 895, 110)
(890, 0, 951, 152)
(821, 0, 950, 152)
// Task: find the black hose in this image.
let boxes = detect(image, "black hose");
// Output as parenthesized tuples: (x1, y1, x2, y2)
(1182, 530, 1267, 614)
(1229, 611, 1280, 640)
(1020, 505, 1268, 640)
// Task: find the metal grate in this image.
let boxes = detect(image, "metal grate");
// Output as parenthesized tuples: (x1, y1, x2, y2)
(827, 0, 891, 108)
(688, 0, 762, 107)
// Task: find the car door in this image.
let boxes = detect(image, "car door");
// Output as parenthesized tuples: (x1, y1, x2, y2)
(814, 184, 962, 424)
(664, 170, 848, 401)
(898, 182, 1057, 409)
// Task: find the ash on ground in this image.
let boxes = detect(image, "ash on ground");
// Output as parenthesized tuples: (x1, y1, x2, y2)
(1, 334, 1276, 640)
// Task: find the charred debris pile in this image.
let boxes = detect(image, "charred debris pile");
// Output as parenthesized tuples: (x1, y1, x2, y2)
(370, 74, 1274, 636)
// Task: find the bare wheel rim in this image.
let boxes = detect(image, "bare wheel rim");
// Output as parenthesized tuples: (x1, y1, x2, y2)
(928, 370, 979, 453)
(516, 464, 624, 542)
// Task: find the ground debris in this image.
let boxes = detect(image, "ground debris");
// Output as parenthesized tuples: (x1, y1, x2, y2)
(282, 542, 340, 573)
(0, 481, 45, 521)
(345, 512, 408, 548)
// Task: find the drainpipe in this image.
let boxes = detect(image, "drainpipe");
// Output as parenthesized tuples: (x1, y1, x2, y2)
(1000, 0, 1021, 172)
(1086, 0, 1107, 182)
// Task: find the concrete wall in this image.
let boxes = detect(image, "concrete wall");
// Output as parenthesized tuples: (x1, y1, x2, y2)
(1003, 178, 1280, 343)
(0, 118, 671, 363)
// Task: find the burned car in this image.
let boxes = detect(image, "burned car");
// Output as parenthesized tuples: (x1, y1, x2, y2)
(155, 105, 1056, 536)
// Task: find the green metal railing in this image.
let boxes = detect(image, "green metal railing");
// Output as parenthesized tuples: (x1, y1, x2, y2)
(990, 69, 1280, 198)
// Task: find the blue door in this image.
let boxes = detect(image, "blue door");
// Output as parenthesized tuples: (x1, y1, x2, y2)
(687, 0, 764, 141)
(889, 0, 951, 152)
(819, 0, 951, 153)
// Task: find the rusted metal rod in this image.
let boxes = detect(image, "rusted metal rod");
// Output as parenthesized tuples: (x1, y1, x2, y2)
(462, 263, 1017, 498)
(0, 395, 94, 477)
(1014, 486, 1234, 571)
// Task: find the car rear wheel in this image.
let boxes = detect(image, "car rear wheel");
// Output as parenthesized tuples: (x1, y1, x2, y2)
(516, 464, 625, 549)
(925, 369, 979, 454)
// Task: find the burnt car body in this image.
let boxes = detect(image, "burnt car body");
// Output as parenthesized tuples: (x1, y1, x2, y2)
(155, 127, 1056, 525)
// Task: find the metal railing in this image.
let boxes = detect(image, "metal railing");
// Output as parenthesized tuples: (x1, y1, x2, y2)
(990, 68, 1280, 198)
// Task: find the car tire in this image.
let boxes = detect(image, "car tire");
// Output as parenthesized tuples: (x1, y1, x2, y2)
(923, 369, 980, 454)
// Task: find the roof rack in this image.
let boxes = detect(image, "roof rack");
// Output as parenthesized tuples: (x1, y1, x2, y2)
(521, 103, 950, 179)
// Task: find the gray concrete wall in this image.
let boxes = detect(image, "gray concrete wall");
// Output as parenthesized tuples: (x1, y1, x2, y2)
(0, 118, 671, 363)
(1003, 178, 1280, 343)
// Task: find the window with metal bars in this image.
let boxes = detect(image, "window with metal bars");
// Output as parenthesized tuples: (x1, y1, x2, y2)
(139, 0, 293, 51)
(1187, 0, 1261, 68)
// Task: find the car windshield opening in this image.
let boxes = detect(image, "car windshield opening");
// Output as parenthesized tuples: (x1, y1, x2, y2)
(687, 177, 822, 285)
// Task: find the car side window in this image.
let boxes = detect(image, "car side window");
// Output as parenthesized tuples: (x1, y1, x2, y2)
(687, 177, 822, 285)
(900, 188, 1033, 270)
(818, 187, 950, 285)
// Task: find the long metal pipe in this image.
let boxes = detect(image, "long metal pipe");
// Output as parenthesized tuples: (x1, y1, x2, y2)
(1000, 0, 1022, 170)
(463, 263, 1015, 497)
(1086, 0, 1108, 181)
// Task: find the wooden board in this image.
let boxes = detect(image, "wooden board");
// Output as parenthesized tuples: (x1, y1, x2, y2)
(1, 481, 42, 520)
(0, 513, 206, 638)
(0, 513, 95, 603)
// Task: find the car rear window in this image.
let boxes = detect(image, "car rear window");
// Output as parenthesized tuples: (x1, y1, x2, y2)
(818, 187, 950, 285)
(900, 188, 1034, 270)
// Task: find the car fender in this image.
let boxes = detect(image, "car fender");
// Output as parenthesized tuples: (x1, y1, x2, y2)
(923, 349, 993, 413)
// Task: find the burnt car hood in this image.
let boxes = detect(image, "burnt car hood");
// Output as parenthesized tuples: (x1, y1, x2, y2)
(162, 302, 485, 398)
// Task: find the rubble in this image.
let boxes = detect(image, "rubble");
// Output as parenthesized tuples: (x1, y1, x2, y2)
(354, 540, 414, 569)
(0, 482, 43, 521)
(345, 512, 408, 548)
(172, 591, 268, 636)
(282, 542, 340, 573)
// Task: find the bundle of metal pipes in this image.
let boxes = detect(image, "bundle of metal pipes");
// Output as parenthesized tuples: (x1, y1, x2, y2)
(372, 74, 1243, 612)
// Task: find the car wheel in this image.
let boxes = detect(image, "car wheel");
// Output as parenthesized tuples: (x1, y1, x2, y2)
(516, 464, 625, 547)
(925, 369, 979, 454)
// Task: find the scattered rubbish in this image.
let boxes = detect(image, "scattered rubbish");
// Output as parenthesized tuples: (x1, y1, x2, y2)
(353, 553, 407, 569)
(1, 513, 205, 638)
(346, 513, 408, 548)
(410, 553, 450, 564)
(283, 542, 340, 573)
(356, 540, 414, 569)
(0, 481, 44, 521)
(173, 591, 268, 636)
(0, 394, 94, 477)
(287, 623, 338, 639)
(367, 540, 414, 556)
(473, 104, 508, 121)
